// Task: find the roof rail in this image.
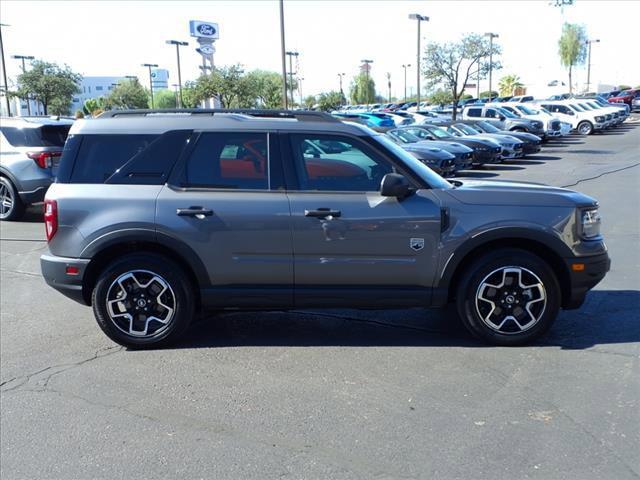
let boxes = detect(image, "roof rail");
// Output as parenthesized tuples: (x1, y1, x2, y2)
(97, 108, 340, 122)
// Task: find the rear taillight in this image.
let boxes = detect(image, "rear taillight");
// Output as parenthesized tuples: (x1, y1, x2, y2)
(44, 199, 58, 242)
(27, 151, 62, 169)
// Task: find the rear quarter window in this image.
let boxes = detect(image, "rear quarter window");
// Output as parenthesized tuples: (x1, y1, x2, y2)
(0, 125, 71, 147)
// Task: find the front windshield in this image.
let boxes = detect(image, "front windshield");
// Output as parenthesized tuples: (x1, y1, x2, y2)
(456, 124, 481, 135)
(579, 103, 593, 110)
(497, 107, 518, 118)
(569, 104, 584, 112)
(426, 126, 452, 138)
(373, 135, 452, 190)
(587, 102, 600, 109)
(390, 130, 419, 143)
(517, 105, 538, 115)
(619, 90, 631, 96)
(476, 120, 500, 132)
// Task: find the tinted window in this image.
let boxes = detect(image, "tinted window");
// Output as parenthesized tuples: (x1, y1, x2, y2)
(1, 125, 71, 147)
(485, 109, 497, 118)
(290, 134, 393, 192)
(70, 134, 158, 183)
(184, 132, 269, 189)
(467, 108, 482, 117)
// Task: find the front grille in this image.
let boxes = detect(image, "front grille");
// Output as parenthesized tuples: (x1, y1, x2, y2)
(606, 114, 612, 120)
(551, 120, 560, 131)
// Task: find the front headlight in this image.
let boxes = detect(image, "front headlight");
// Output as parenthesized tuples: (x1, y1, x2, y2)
(580, 208, 602, 239)
(595, 115, 605, 122)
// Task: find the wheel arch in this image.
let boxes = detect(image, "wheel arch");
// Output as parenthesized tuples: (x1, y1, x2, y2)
(81, 231, 209, 308)
(439, 230, 572, 308)
(0, 166, 22, 191)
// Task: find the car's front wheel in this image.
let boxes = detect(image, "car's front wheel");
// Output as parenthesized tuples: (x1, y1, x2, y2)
(92, 253, 194, 348)
(577, 121, 594, 135)
(0, 176, 25, 221)
(456, 249, 560, 346)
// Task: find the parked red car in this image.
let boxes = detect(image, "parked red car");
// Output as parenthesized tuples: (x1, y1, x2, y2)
(608, 89, 639, 107)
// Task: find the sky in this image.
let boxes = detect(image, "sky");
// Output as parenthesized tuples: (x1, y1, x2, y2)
(1, 0, 639, 100)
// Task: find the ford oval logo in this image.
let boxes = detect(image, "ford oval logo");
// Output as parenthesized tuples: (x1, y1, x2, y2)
(197, 24, 216, 36)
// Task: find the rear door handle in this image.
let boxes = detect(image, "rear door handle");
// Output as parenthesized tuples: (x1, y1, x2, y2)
(176, 206, 214, 217)
(304, 208, 342, 219)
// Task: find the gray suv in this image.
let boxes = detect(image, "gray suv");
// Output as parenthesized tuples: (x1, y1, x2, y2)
(462, 105, 546, 137)
(40, 109, 610, 348)
(0, 116, 73, 220)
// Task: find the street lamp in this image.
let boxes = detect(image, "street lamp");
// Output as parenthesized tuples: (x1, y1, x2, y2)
(338, 72, 346, 96)
(409, 14, 429, 108)
(585, 39, 600, 93)
(12, 54, 34, 115)
(165, 40, 188, 108)
(485, 32, 499, 99)
(0, 23, 11, 116)
(402, 64, 411, 102)
(279, 0, 288, 109)
(361, 60, 373, 103)
(285, 50, 299, 107)
(171, 84, 179, 108)
(298, 77, 304, 107)
(142, 63, 159, 108)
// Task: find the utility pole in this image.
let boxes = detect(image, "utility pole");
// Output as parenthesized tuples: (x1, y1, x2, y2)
(402, 64, 411, 102)
(485, 32, 499, 99)
(409, 14, 429, 108)
(12, 55, 34, 115)
(285, 50, 299, 107)
(142, 63, 159, 108)
(279, 0, 288, 109)
(0, 24, 11, 117)
(585, 39, 600, 93)
(165, 40, 188, 108)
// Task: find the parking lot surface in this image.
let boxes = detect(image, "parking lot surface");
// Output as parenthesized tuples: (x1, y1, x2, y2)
(1, 123, 639, 479)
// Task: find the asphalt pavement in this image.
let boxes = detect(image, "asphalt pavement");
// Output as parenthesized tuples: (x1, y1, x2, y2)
(1, 122, 639, 480)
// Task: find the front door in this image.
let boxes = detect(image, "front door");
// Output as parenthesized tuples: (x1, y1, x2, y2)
(283, 133, 442, 308)
(157, 131, 293, 308)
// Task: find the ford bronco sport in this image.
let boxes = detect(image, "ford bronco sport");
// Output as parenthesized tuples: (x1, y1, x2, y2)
(40, 109, 610, 348)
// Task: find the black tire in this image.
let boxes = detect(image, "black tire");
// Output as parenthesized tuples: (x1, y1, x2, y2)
(577, 121, 593, 135)
(455, 248, 560, 346)
(0, 176, 25, 221)
(91, 253, 194, 349)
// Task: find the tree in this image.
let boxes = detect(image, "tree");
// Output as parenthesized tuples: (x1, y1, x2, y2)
(83, 97, 106, 116)
(192, 65, 252, 108)
(349, 73, 375, 104)
(244, 70, 283, 108)
(479, 90, 499, 98)
(422, 34, 501, 119)
(153, 89, 177, 108)
(181, 82, 200, 108)
(105, 79, 149, 109)
(428, 89, 453, 106)
(303, 95, 317, 109)
(498, 74, 524, 97)
(316, 91, 345, 112)
(618, 84, 631, 90)
(558, 23, 587, 93)
(16, 60, 81, 115)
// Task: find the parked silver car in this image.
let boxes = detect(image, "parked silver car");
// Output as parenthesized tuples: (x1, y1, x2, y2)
(0, 116, 73, 220)
(41, 109, 610, 348)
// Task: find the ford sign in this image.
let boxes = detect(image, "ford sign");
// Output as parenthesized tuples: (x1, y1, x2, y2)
(189, 20, 220, 39)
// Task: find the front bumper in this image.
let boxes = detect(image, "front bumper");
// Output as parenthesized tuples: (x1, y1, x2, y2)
(563, 252, 611, 309)
(41, 253, 91, 305)
(523, 143, 542, 155)
(472, 148, 502, 166)
(453, 153, 474, 171)
(501, 146, 525, 159)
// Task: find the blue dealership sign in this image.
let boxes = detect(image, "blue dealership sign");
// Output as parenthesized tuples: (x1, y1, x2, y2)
(189, 20, 219, 39)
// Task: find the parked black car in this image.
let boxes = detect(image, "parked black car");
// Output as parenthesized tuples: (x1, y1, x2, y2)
(459, 120, 542, 155)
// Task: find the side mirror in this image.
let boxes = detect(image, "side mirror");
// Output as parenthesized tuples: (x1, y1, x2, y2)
(425, 134, 436, 140)
(499, 115, 506, 121)
(380, 173, 412, 199)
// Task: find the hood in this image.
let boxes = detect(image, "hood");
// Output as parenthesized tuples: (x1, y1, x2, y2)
(416, 140, 472, 153)
(402, 144, 455, 160)
(444, 179, 597, 207)
(498, 131, 541, 142)
(472, 133, 523, 145)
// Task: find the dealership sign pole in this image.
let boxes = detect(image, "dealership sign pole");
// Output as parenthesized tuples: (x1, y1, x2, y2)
(189, 20, 219, 106)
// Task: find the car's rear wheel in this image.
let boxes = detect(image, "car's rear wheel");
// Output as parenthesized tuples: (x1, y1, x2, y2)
(577, 121, 593, 135)
(92, 253, 194, 348)
(0, 176, 25, 221)
(456, 249, 560, 346)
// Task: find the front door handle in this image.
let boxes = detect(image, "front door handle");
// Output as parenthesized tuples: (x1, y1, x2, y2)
(176, 206, 214, 217)
(304, 208, 342, 219)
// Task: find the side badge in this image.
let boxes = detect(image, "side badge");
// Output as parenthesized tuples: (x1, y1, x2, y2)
(410, 238, 425, 251)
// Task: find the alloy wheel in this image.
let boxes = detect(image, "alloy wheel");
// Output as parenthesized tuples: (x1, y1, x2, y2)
(106, 270, 176, 338)
(0, 182, 14, 218)
(475, 266, 547, 334)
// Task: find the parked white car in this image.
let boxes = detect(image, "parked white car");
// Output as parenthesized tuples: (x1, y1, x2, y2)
(535, 101, 606, 135)
(494, 103, 571, 137)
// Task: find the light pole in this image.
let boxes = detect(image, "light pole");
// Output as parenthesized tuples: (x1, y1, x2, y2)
(285, 50, 299, 107)
(386, 72, 391, 103)
(402, 64, 411, 102)
(142, 63, 159, 109)
(298, 77, 304, 107)
(585, 39, 600, 93)
(12, 54, 34, 115)
(360, 59, 373, 103)
(0, 23, 11, 116)
(409, 14, 429, 108)
(485, 32, 499, 99)
(166, 40, 188, 108)
(171, 84, 179, 108)
(338, 72, 345, 96)
(279, 0, 288, 109)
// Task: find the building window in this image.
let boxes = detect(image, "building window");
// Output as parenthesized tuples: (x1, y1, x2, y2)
(96, 86, 103, 91)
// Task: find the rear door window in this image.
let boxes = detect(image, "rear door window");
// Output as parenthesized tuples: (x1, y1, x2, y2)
(467, 108, 482, 117)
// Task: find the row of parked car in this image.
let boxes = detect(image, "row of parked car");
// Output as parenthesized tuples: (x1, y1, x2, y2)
(328, 95, 632, 177)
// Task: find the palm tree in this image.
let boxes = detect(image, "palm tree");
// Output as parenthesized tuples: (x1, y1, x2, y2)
(498, 75, 524, 97)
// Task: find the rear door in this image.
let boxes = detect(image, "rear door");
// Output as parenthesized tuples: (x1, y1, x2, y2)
(157, 130, 293, 308)
(282, 132, 442, 308)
